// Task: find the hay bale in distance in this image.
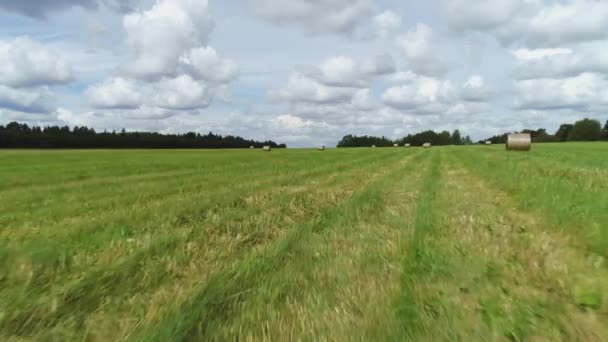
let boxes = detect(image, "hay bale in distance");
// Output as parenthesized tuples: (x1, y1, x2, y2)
(371, 145, 376, 148)
(249, 145, 255, 149)
(404, 143, 411, 147)
(394, 144, 399, 147)
(485, 141, 492, 145)
(506, 133, 532, 151)
(423, 142, 432, 148)
(317, 146, 326, 151)
(262, 146, 271, 152)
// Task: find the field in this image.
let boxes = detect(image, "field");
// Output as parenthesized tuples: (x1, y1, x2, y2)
(1, 143, 607, 341)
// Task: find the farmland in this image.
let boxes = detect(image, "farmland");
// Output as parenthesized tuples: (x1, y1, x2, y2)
(1, 143, 607, 341)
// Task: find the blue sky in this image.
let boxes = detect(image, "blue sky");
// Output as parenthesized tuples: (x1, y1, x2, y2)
(0, 0, 607, 147)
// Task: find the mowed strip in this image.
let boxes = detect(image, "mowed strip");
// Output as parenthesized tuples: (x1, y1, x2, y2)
(0, 150, 417, 341)
(0, 150, 366, 230)
(200, 152, 430, 340)
(452, 146, 608, 258)
(393, 151, 608, 341)
(139, 152, 426, 341)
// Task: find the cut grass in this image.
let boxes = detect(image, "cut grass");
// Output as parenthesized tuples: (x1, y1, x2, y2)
(1, 144, 608, 341)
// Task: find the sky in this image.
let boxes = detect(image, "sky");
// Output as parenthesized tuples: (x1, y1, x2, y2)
(0, 0, 607, 147)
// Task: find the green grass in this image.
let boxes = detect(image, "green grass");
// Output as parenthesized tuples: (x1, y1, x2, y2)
(1, 144, 607, 341)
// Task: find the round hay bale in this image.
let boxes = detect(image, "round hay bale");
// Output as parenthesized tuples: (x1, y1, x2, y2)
(262, 145, 272, 152)
(423, 142, 432, 148)
(393, 144, 399, 147)
(371, 145, 376, 148)
(506, 133, 531, 151)
(317, 146, 326, 151)
(249, 145, 255, 149)
(485, 141, 492, 145)
(404, 143, 411, 147)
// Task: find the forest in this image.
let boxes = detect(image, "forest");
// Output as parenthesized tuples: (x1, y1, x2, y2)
(0, 122, 286, 149)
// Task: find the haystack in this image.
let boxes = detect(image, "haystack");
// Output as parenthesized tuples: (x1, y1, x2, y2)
(506, 133, 531, 151)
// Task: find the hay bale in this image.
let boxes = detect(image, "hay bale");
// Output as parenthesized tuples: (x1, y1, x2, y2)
(371, 145, 376, 148)
(317, 146, 326, 151)
(404, 143, 411, 147)
(249, 145, 255, 149)
(262, 145, 271, 152)
(506, 133, 531, 151)
(485, 141, 492, 145)
(423, 142, 432, 148)
(393, 144, 399, 147)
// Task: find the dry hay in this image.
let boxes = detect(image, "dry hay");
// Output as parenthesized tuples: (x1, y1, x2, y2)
(423, 143, 432, 148)
(263, 146, 272, 152)
(317, 146, 326, 151)
(506, 133, 532, 151)
(485, 141, 492, 145)
(393, 144, 399, 147)
(404, 143, 411, 148)
(372, 145, 376, 148)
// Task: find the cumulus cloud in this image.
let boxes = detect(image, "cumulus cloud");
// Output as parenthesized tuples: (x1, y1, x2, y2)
(513, 44, 608, 80)
(86, 77, 142, 109)
(373, 10, 402, 38)
(440, 0, 608, 48)
(0, 0, 138, 18)
(301, 54, 395, 88)
(0, 85, 56, 114)
(513, 72, 608, 111)
(383, 73, 493, 116)
(461, 76, 494, 102)
(0, 37, 73, 88)
(274, 54, 394, 110)
(397, 24, 447, 77)
(86, 0, 238, 117)
(123, 0, 215, 80)
(274, 72, 357, 104)
(250, 0, 373, 36)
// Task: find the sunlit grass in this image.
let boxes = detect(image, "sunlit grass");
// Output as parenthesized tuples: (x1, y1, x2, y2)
(1, 144, 607, 341)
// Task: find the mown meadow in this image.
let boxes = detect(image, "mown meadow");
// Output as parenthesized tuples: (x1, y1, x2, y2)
(0, 144, 607, 341)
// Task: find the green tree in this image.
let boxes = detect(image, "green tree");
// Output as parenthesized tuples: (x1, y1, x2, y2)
(568, 118, 602, 141)
(555, 124, 574, 142)
(451, 129, 462, 145)
(602, 120, 608, 140)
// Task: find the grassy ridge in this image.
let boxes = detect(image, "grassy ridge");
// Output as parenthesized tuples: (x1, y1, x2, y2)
(1, 144, 607, 341)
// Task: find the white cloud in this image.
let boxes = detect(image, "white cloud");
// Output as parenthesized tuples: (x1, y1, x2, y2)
(461, 76, 494, 102)
(513, 44, 608, 80)
(123, 0, 215, 80)
(513, 72, 608, 110)
(0, 0, 138, 19)
(383, 73, 493, 115)
(0, 37, 73, 88)
(511, 48, 572, 61)
(382, 75, 455, 111)
(397, 24, 447, 76)
(250, 0, 373, 36)
(274, 72, 357, 104)
(152, 75, 211, 110)
(440, 0, 608, 48)
(302, 54, 395, 88)
(86, 0, 238, 117)
(86, 77, 142, 109)
(0, 85, 56, 114)
(179, 47, 239, 83)
(373, 10, 402, 38)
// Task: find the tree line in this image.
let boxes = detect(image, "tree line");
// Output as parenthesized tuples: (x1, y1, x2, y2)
(0, 122, 287, 149)
(483, 118, 608, 144)
(337, 129, 472, 147)
(338, 118, 607, 148)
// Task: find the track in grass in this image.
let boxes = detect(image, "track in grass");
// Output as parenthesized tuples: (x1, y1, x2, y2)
(1, 144, 607, 341)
